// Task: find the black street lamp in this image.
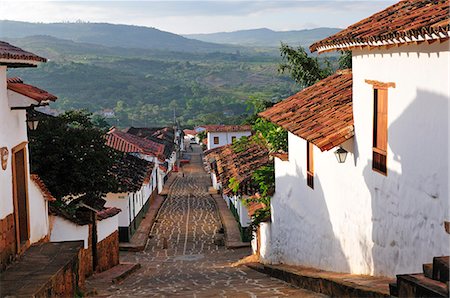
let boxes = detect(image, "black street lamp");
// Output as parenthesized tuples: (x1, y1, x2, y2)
(334, 147, 348, 163)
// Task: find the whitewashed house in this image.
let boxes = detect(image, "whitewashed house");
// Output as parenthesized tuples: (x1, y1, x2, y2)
(104, 153, 157, 242)
(205, 140, 271, 241)
(259, 0, 449, 278)
(0, 43, 58, 270)
(198, 125, 252, 150)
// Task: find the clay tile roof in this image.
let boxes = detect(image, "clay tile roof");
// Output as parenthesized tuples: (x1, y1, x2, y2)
(110, 153, 154, 193)
(96, 207, 121, 221)
(30, 174, 56, 202)
(7, 77, 57, 103)
(310, 0, 450, 53)
(183, 129, 197, 136)
(125, 127, 175, 160)
(201, 125, 252, 133)
(0, 41, 46, 66)
(259, 70, 353, 152)
(106, 128, 165, 161)
(205, 139, 271, 195)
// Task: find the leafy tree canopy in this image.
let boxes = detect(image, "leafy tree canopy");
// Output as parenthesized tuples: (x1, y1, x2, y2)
(28, 110, 119, 199)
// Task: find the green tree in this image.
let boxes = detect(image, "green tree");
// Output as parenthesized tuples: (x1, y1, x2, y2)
(339, 50, 352, 69)
(28, 110, 119, 198)
(279, 43, 333, 88)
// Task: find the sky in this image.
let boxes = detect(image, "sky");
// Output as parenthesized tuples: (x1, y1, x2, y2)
(0, 1, 397, 35)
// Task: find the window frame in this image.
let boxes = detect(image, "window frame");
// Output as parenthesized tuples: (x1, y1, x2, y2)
(306, 141, 314, 189)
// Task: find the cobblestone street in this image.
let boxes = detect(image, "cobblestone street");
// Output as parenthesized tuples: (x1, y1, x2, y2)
(88, 145, 325, 297)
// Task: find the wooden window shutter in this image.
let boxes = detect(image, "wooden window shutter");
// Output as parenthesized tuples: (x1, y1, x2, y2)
(372, 88, 388, 175)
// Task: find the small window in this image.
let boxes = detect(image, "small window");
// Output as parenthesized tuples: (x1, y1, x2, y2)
(213, 136, 219, 144)
(372, 88, 388, 175)
(231, 136, 236, 142)
(307, 142, 314, 189)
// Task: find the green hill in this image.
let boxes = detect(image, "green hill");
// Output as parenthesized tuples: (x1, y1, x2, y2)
(6, 35, 299, 128)
(0, 20, 240, 53)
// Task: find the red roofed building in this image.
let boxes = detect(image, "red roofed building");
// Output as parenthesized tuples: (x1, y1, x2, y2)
(196, 124, 252, 150)
(257, 0, 450, 283)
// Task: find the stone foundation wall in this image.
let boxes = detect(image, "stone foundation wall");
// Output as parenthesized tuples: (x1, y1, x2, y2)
(79, 227, 119, 284)
(0, 213, 16, 271)
(37, 253, 81, 297)
(96, 230, 119, 272)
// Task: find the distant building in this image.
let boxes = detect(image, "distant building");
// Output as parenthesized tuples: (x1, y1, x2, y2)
(196, 125, 252, 150)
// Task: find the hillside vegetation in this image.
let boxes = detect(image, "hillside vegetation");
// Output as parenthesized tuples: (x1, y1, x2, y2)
(7, 35, 298, 127)
(3, 21, 341, 128)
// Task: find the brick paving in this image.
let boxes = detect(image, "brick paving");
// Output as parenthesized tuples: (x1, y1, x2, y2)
(87, 145, 325, 297)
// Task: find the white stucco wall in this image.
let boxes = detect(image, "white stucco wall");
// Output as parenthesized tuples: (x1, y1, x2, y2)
(0, 67, 49, 245)
(105, 193, 130, 227)
(263, 41, 450, 277)
(0, 67, 29, 219)
(50, 215, 90, 248)
(97, 215, 119, 242)
(28, 181, 50, 243)
(206, 131, 252, 150)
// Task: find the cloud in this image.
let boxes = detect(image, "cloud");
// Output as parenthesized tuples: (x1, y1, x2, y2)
(0, 1, 397, 34)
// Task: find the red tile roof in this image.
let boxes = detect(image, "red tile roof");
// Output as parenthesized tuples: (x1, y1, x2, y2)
(106, 128, 165, 161)
(247, 200, 267, 218)
(30, 174, 56, 202)
(310, 0, 450, 53)
(259, 70, 353, 151)
(200, 125, 252, 133)
(205, 139, 271, 195)
(110, 153, 154, 193)
(7, 77, 57, 103)
(96, 207, 121, 221)
(0, 41, 46, 66)
(183, 129, 197, 136)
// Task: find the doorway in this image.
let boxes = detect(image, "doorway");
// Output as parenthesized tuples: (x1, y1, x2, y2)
(12, 142, 30, 253)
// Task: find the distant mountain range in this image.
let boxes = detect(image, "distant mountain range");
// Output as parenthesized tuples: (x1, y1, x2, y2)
(185, 27, 341, 48)
(0, 20, 238, 53)
(1, 21, 340, 53)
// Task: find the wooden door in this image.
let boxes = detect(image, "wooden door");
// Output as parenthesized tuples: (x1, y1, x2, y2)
(12, 143, 30, 252)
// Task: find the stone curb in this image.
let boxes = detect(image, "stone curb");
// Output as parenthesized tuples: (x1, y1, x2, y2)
(119, 195, 165, 252)
(246, 262, 392, 298)
(112, 263, 141, 284)
(211, 194, 250, 249)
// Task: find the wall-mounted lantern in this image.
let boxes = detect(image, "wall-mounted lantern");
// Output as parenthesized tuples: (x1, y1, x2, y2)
(1, 147, 8, 170)
(26, 114, 40, 130)
(334, 147, 348, 163)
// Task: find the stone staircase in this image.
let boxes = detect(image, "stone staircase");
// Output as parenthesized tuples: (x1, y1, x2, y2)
(389, 256, 449, 297)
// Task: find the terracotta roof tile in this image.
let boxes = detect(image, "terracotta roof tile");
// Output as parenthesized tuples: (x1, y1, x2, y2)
(7, 77, 57, 103)
(106, 128, 165, 161)
(310, 0, 450, 53)
(199, 125, 252, 133)
(96, 207, 121, 221)
(205, 139, 271, 195)
(30, 174, 56, 202)
(259, 70, 353, 151)
(125, 127, 175, 160)
(0, 41, 46, 65)
(110, 153, 154, 193)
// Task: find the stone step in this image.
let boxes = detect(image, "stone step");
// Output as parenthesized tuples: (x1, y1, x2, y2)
(397, 273, 448, 298)
(246, 262, 392, 298)
(423, 263, 433, 279)
(433, 256, 449, 282)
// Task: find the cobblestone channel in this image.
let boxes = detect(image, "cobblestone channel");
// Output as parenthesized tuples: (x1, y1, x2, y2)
(89, 146, 325, 297)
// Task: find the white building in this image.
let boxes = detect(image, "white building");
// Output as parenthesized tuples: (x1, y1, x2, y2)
(198, 125, 252, 150)
(0, 43, 57, 270)
(104, 153, 157, 242)
(258, 0, 449, 277)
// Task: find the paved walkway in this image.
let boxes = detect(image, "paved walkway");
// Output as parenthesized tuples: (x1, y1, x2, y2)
(87, 145, 324, 297)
